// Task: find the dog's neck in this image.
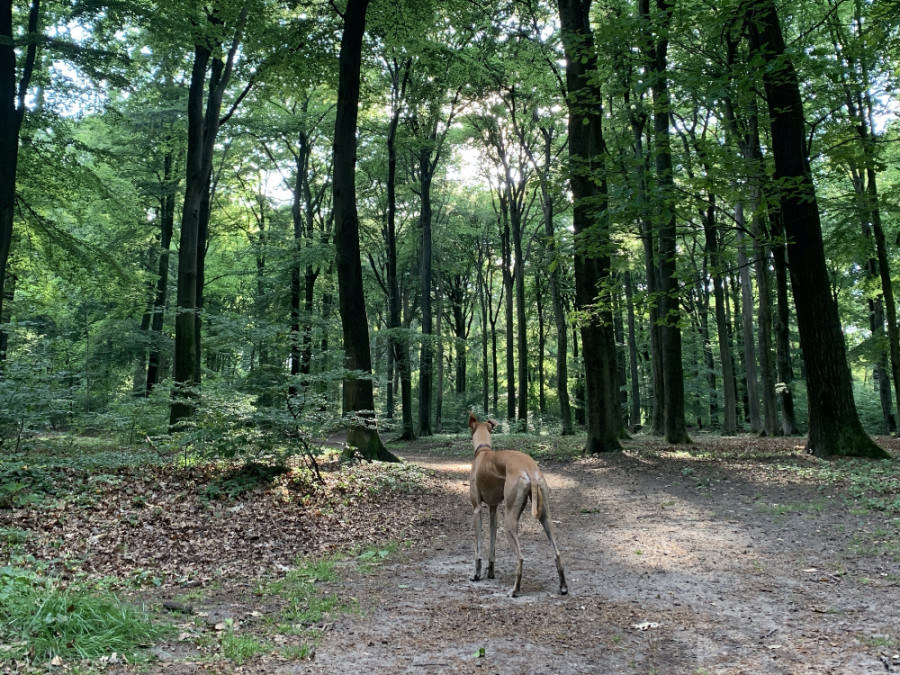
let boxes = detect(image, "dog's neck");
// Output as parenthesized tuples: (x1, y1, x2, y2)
(473, 442, 493, 456)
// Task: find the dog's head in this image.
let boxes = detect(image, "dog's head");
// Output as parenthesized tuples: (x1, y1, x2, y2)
(468, 413, 497, 439)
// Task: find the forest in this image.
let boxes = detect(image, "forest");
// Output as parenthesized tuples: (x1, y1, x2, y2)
(2, 1, 900, 671)
(2, 0, 900, 461)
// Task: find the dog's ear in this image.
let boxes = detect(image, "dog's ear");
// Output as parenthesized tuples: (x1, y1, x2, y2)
(487, 419, 497, 433)
(468, 412, 478, 434)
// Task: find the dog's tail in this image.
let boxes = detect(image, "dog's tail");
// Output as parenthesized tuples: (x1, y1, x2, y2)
(531, 477, 543, 519)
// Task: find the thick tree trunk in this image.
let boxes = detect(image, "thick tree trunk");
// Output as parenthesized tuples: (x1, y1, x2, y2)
(0, 0, 38, 367)
(557, 0, 622, 454)
(170, 8, 246, 428)
(745, 0, 887, 458)
(645, 0, 689, 444)
(333, 0, 398, 461)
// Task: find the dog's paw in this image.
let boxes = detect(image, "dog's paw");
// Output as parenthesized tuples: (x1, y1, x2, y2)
(471, 574, 481, 582)
(560, 586, 568, 596)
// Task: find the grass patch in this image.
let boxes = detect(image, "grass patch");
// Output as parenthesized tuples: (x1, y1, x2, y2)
(220, 629, 271, 664)
(0, 566, 167, 664)
(758, 501, 825, 518)
(263, 557, 345, 627)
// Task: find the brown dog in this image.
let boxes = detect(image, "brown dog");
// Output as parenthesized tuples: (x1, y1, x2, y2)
(468, 413, 567, 597)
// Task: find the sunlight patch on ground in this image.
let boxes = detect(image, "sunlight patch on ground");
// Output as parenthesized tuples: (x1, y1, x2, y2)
(410, 459, 472, 474)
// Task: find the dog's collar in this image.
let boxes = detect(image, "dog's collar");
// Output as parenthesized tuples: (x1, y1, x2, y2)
(473, 442, 493, 456)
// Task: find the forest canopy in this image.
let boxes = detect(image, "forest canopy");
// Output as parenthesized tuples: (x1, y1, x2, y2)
(1, 0, 900, 460)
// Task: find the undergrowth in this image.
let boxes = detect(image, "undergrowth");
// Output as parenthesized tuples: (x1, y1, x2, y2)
(0, 566, 167, 665)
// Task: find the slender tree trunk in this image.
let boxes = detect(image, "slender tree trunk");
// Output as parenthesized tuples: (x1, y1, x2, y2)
(478, 242, 490, 415)
(434, 284, 444, 433)
(734, 206, 761, 431)
(745, 0, 887, 458)
(557, 0, 622, 453)
(539, 152, 573, 434)
(536, 276, 547, 416)
(624, 270, 642, 429)
(500, 199, 516, 423)
(704, 198, 738, 434)
(385, 59, 414, 439)
(333, 0, 397, 461)
(417, 163, 434, 436)
(147, 152, 176, 393)
(748, 126, 779, 436)
(770, 218, 798, 434)
(512, 208, 528, 430)
(752, 215, 779, 435)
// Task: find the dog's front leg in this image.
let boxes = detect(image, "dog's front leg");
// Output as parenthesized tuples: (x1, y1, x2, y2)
(488, 505, 498, 579)
(472, 504, 483, 581)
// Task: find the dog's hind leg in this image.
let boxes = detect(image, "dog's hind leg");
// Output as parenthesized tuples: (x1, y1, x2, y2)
(472, 504, 484, 581)
(488, 505, 498, 579)
(537, 487, 568, 595)
(504, 486, 529, 597)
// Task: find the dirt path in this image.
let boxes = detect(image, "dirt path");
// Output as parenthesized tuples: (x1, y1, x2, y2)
(303, 450, 900, 675)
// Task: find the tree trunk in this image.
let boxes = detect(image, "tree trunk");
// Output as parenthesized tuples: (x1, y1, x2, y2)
(434, 282, 444, 433)
(477, 240, 490, 415)
(0, 0, 38, 367)
(752, 215, 779, 436)
(500, 197, 516, 424)
(557, 0, 622, 453)
(645, 0, 689, 444)
(512, 202, 528, 430)
(703, 196, 738, 434)
(146, 151, 176, 393)
(734, 206, 761, 431)
(624, 270, 642, 429)
(745, 0, 887, 458)
(770, 219, 798, 435)
(170, 7, 246, 428)
(417, 162, 434, 436)
(539, 133, 573, 434)
(536, 275, 547, 416)
(385, 59, 415, 439)
(332, 0, 398, 461)
(0, 271, 15, 362)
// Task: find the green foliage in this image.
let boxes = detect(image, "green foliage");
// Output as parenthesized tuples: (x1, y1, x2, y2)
(0, 567, 166, 664)
(157, 379, 341, 470)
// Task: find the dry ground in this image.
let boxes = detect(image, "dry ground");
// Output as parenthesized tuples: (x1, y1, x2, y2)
(305, 440, 900, 675)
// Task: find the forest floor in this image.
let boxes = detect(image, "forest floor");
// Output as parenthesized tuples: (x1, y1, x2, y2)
(2, 432, 900, 674)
